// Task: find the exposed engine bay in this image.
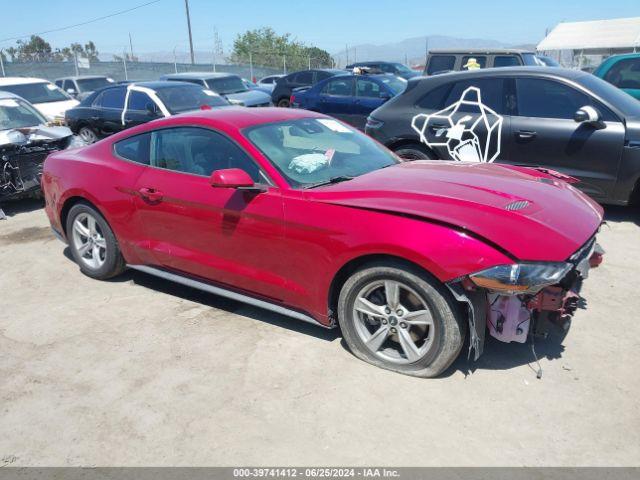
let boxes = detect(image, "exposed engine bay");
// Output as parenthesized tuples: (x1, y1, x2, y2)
(0, 126, 74, 203)
(449, 235, 605, 364)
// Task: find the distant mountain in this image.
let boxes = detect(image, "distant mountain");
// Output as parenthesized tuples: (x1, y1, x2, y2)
(333, 35, 538, 66)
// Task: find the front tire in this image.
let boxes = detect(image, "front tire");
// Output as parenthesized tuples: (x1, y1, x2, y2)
(277, 97, 290, 108)
(66, 203, 126, 280)
(338, 262, 465, 378)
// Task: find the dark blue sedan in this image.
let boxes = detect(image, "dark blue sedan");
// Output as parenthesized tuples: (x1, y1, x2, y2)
(290, 73, 407, 130)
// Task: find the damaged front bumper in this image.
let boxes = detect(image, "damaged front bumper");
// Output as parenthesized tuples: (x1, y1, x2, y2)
(0, 126, 75, 202)
(447, 236, 604, 360)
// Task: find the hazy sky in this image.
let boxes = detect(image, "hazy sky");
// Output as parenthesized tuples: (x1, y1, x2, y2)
(1, 0, 639, 55)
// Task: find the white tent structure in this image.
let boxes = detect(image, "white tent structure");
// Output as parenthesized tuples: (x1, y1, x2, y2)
(537, 17, 640, 68)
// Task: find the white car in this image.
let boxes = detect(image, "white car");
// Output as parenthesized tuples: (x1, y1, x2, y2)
(257, 74, 284, 92)
(0, 77, 79, 124)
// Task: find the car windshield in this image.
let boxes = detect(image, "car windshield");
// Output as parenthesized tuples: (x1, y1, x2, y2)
(76, 77, 113, 92)
(0, 97, 47, 130)
(0, 82, 70, 104)
(245, 117, 398, 188)
(380, 76, 408, 94)
(392, 63, 413, 74)
(206, 76, 248, 95)
(155, 85, 230, 114)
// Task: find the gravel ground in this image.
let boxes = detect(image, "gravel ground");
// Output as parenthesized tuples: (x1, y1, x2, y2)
(0, 199, 639, 467)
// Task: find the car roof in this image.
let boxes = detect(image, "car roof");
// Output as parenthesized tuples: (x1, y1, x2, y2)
(428, 48, 535, 55)
(0, 77, 50, 86)
(55, 75, 109, 81)
(98, 80, 199, 90)
(347, 61, 398, 66)
(331, 72, 398, 80)
(419, 66, 585, 80)
(162, 72, 239, 80)
(152, 106, 324, 130)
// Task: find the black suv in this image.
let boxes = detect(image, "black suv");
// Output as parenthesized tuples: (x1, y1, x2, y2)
(346, 61, 419, 80)
(365, 67, 640, 205)
(271, 69, 343, 107)
(424, 49, 542, 75)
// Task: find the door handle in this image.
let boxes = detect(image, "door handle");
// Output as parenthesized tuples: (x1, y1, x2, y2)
(516, 130, 537, 139)
(138, 187, 163, 202)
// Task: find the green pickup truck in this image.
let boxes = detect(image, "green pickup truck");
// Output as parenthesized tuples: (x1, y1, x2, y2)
(594, 53, 640, 100)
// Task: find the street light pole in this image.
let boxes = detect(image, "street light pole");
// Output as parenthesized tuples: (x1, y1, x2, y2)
(184, 0, 195, 64)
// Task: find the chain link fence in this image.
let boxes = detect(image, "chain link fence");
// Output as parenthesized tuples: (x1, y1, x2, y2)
(0, 51, 336, 83)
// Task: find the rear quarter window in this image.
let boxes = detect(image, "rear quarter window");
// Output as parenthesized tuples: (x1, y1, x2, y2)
(114, 132, 151, 165)
(427, 56, 456, 75)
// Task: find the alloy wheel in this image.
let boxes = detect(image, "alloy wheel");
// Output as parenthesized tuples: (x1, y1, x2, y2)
(72, 212, 107, 270)
(352, 279, 436, 364)
(79, 127, 98, 144)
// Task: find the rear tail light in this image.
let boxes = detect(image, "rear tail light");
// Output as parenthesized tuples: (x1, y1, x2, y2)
(290, 95, 295, 104)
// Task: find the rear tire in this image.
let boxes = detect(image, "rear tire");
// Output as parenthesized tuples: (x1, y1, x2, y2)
(393, 143, 436, 161)
(78, 126, 98, 144)
(66, 203, 126, 280)
(338, 261, 465, 378)
(277, 98, 290, 108)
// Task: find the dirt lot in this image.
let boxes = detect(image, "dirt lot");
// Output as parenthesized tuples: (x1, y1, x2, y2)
(0, 199, 639, 467)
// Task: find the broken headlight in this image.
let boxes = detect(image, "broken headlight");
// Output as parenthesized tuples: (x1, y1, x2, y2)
(468, 262, 573, 295)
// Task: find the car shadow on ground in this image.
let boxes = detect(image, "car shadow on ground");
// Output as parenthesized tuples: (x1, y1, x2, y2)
(61, 247, 571, 377)
(62, 247, 339, 343)
(0, 198, 45, 218)
(443, 331, 567, 379)
(603, 204, 640, 226)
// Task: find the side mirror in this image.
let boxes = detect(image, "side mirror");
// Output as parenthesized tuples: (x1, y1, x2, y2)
(379, 91, 392, 100)
(145, 102, 159, 117)
(210, 168, 256, 189)
(66, 88, 77, 96)
(574, 105, 600, 125)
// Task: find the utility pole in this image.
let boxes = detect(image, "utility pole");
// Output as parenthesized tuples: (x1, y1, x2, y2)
(0, 50, 5, 77)
(184, 0, 195, 64)
(122, 50, 128, 80)
(173, 47, 178, 73)
(345, 44, 349, 66)
(128, 33, 134, 61)
(249, 52, 254, 82)
(74, 51, 79, 76)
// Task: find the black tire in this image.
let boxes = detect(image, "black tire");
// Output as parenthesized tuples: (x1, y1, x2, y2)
(78, 125, 99, 144)
(393, 143, 436, 161)
(277, 97, 290, 108)
(338, 261, 465, 378)
(65, 203, 126, 280)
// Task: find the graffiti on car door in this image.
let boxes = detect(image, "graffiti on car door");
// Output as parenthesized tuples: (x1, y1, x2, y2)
(411, 86, 503, 163)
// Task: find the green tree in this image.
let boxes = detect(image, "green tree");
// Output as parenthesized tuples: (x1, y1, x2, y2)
(5, 36, 99, 63)
(231, 27, 332, 71)
(13, 35, 53, 62)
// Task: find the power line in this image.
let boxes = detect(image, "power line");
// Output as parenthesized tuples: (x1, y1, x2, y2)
(0, 0, 163, 44)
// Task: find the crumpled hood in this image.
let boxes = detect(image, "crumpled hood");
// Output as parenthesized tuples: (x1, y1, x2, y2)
(308, 161, 603, 261)
(0, 125, 73, 149)
(225, 89, 271, 106)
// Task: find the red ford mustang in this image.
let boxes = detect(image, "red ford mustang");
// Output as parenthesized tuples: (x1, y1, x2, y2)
(42, 107, 604, 377)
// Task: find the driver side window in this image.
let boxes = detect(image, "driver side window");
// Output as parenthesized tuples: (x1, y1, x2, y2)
(149, 127, 263, 182)
(322, 78, 353, 96)
(515, 78, 616, 121)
